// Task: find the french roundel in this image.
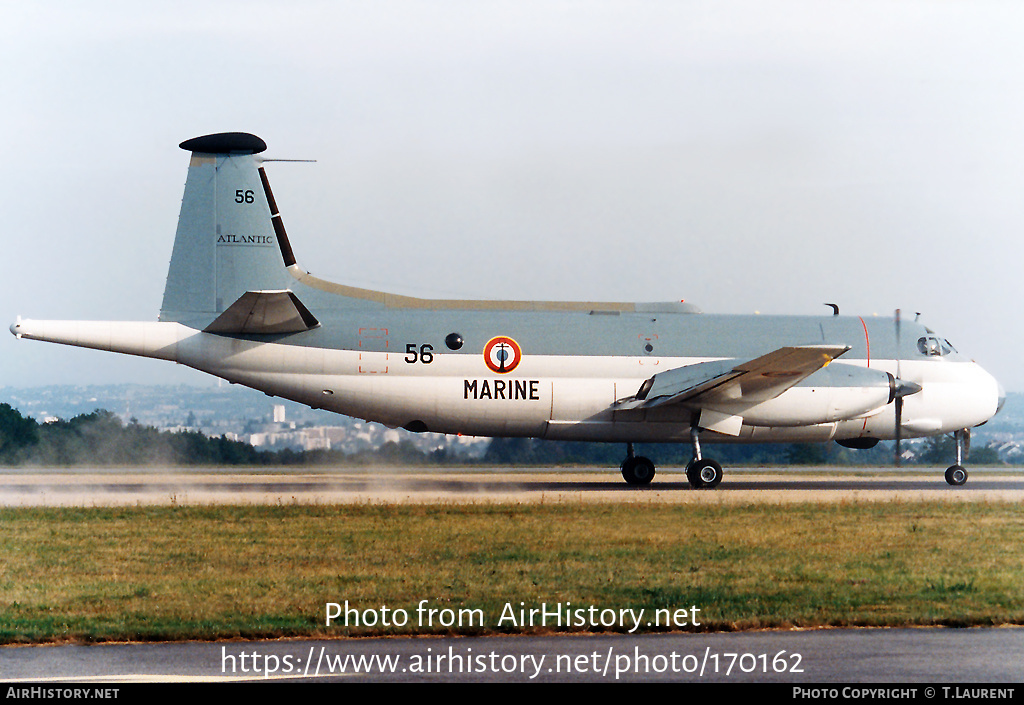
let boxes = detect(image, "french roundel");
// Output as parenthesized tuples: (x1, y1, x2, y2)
(483, 336, 522, 374)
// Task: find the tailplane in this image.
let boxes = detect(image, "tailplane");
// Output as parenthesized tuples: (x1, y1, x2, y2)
(159, 132, 300, 329)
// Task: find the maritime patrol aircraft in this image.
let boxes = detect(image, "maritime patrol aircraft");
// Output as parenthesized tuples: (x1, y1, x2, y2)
(10, 132, 1005, 487)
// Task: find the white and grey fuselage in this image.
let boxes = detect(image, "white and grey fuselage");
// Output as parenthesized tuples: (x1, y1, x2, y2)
(11, 134, 1003, 459)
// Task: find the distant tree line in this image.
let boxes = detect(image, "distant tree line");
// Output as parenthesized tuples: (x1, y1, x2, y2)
(0, 403, 479, 467)
(0, 403, 1004, 467)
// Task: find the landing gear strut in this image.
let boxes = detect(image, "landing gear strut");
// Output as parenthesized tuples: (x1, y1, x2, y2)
(620, 442, 656, 486)
(685, 426, 723, 489)
(945, 429, 969, 486)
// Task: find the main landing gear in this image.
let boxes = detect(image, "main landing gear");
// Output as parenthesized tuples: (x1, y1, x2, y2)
(620, 443, 656, 486)
(620, 428, 724, 489)
(944, 429, 969, 486)
(685, 427, 722, 489)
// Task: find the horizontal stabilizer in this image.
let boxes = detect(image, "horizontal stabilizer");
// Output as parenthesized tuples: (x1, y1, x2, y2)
(628, 344, 851, 409)
(203, 290, 320, 335)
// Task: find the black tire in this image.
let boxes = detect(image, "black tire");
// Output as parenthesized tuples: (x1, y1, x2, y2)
(685, 460, 703, 488)
(621, 456, 656, 486)
(686, 459, 723, 489)
(945, 465, 968, 486)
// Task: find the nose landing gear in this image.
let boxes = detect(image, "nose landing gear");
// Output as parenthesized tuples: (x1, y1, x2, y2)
(945, 464, 967, 486)
(944, 429, 969, 486)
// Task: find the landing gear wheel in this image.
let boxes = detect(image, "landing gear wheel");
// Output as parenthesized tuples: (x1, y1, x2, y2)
(945, 464, 968, 486)
(686, 459, 723, 489)
(621, 456, 656, 486)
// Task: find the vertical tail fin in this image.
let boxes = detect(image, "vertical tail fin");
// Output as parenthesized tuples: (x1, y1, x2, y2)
(159, 132, 298, 328)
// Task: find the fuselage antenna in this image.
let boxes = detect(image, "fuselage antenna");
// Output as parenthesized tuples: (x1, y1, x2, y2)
(257, 158, 317, 163)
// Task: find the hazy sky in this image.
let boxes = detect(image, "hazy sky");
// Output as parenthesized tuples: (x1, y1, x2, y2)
(4, 1, 1023, 389)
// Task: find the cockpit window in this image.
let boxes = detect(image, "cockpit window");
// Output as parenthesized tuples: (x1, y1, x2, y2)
(917, 336, 956, 357)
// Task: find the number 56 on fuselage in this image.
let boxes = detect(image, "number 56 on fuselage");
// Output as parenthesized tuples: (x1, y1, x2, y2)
(10, 133, 1004, 488)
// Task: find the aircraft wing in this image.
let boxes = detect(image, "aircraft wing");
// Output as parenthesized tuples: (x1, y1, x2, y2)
(203, 290, 320, 335)
(628, 344, 852, 409)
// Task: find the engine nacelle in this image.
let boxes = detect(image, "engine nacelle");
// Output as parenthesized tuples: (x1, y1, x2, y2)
(712, 363, 895, 427)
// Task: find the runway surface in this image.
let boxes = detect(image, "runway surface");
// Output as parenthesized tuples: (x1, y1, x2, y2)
(4, 628, 1023, 683)
(4, 465, 1022, 685)
(2, 466, 1023, 506)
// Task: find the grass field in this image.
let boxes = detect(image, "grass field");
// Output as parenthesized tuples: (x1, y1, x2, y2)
(2, 500, 1023, 644)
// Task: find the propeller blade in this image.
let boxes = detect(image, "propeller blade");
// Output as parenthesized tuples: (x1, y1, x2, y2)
(895, 396, 903, 467)
(894, 309, 902, 468)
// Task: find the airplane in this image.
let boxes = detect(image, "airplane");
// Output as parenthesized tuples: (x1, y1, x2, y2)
(10, 132, 1005, 488)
